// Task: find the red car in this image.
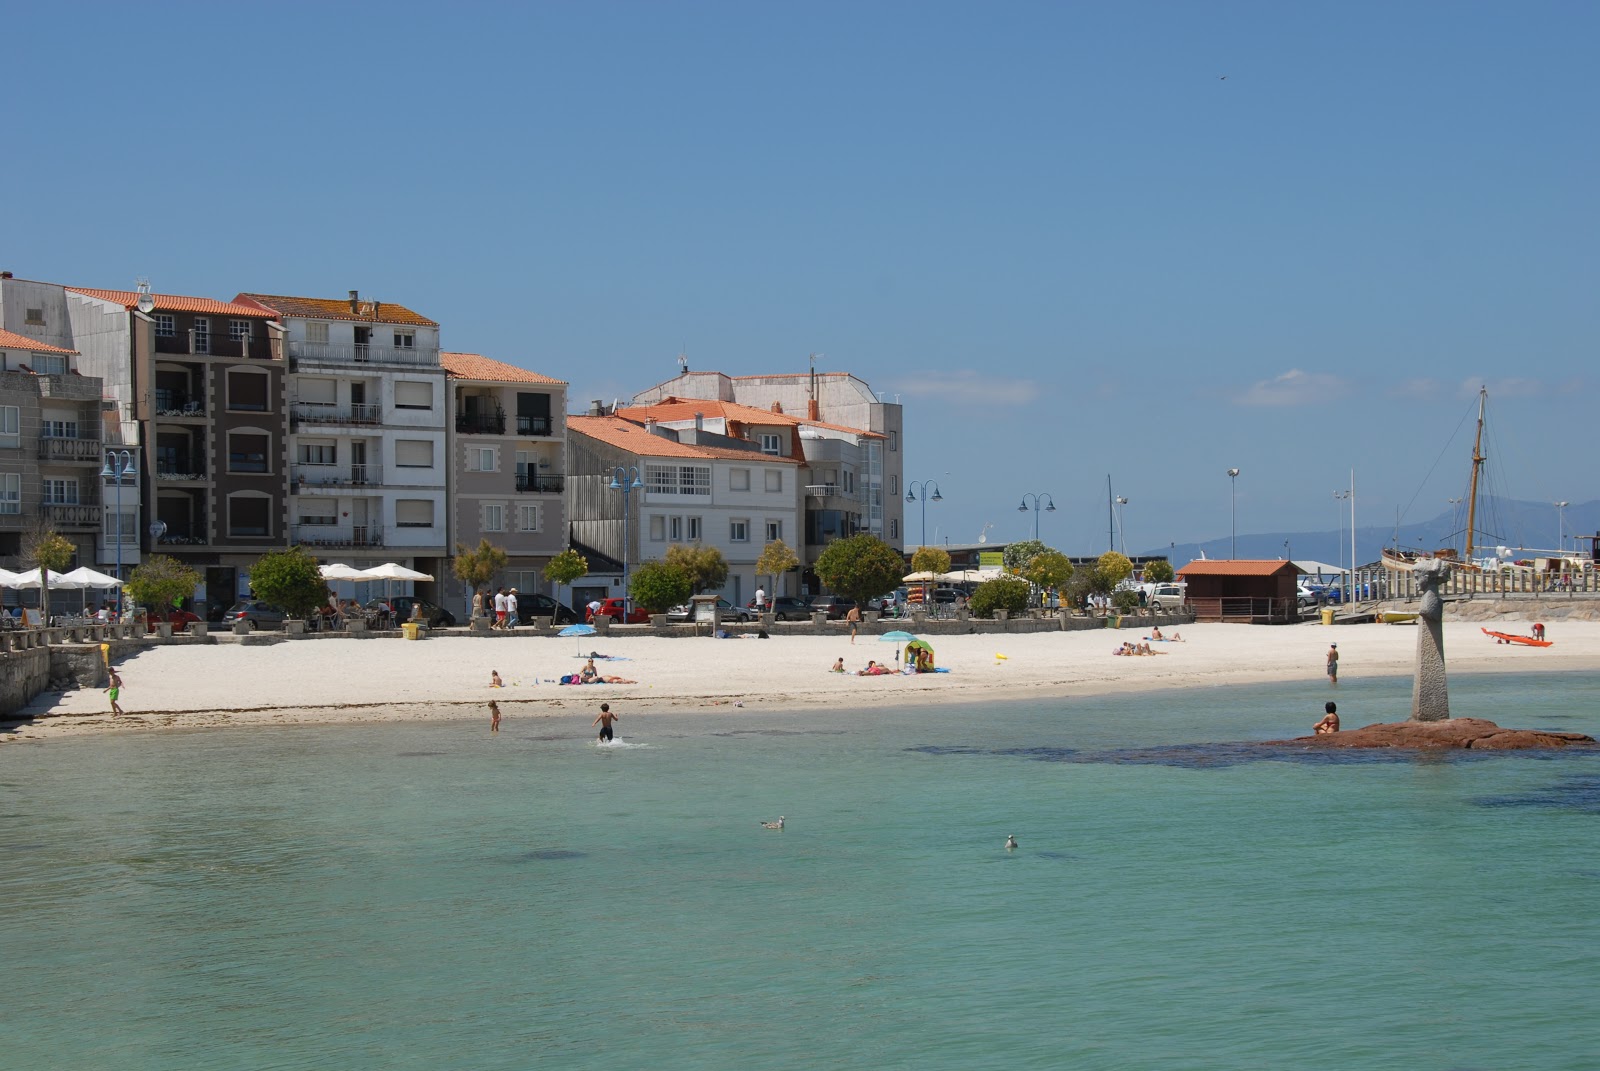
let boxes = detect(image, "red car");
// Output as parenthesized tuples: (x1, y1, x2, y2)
(147, 608, 203, 632)
(586, 597, 651, 624)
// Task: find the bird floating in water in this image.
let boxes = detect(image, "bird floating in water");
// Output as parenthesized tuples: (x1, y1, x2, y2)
(761, 816, 785, 831)
(1005, 834, 1018, 850)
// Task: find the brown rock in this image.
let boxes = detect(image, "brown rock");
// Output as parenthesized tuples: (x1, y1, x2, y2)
(1269, 717, 1595, 751)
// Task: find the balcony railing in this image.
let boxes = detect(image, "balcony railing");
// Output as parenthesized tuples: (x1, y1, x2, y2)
(155, 463, 206, 481)
(516, 415, 553, 437)
(456, 412, 507, 435)
(154, 333, 277, 360)
(44, 503, 100, 527)
(515, 473, 565, 494)
(288, 340, 439, 367)
(292, 524, 384, 548)
(39, 436, 105, 461)
(292, 403, 381, 427)
(292, 464, 383, 490)
(154, 389, 205, 417)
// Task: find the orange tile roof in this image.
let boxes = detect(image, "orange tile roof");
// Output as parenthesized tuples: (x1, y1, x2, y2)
(616, 396, 884, 439)
(67, 287, 276, 318)
(0, 328, 77, 355)
(1177, 560, 1303, 577)
(568, 415, 802, 465)
(235, 293, 437, 327)
(441, 352, 566, 386)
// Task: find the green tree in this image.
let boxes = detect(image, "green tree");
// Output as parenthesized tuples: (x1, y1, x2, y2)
(1142, 558, 1175, 584)
(814, 534, 903, 605)
(248, 547, 330, 619)
(1021, 549, 1074, 593)
(755, 538, 800, 603)
(1002, 539, 1048, 572)
(665, 543, 729, 595)
(629, 560, 693, 613)
(1097, 551, 1134, 589)
(910, 545, 952, 576)
(454, 538, 509, 600)
(124, 554, 202, 615)
(544, 548, 589, 588)
(968, 575, 1031, 618)
(25, 526, 75, 622)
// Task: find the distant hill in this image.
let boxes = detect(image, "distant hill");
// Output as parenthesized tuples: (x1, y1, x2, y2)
(1148, 497, 1600, 567)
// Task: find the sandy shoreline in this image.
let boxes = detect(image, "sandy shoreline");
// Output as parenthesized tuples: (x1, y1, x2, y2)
(6, 618, 1599, 743)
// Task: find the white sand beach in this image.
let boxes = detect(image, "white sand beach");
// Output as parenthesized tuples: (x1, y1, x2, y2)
(6, 618, 1599, 743)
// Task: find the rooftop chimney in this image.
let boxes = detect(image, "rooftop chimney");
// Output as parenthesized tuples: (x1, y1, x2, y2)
(349, 290, 360, 313)
(807, 399, 820, 421)
(694, 412, 704, 432)
(590, 399, 605, 416)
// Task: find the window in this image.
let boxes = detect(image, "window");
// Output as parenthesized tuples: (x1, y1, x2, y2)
(0, 472, 20, 513)
(649, 515, 665, 542)
(888, 475, 898, 495)
(228, 433, 270, 473)
(227, 370, 269, 412)
(193, 318, 210, 354)
(765, 469, 782, 492)
(43, 478, 80, 504)
(229, 319, 253, 342)
(843, 470, 855, 493)
(43, 418, 79, 439)
(468, 447, 497, 472)
(298, 441, 336, 466)
(104, 509, 137, 541)
(24, 308, 44, 326)
(33, 354, 68, 375)
(481, 504, 505, 532)
(228, 494, 271, 537)
(730, 519, 749, 543)
(306, 322, 329, 344)
(298, 506, 337, 527)
(888, 430, 898, 452)
(517, 504, 541, 532)
(687, 516, 701, 541)
(668, 516, 682, 541)
(759, 433, 781, 455)
(298, 378, 336, 405)
(0, 406, 17, 448)
(766, 520, 783, 542)
(890, 519, 899, 539)
(395, 439, 434, 467)
(730, 468, 750, 491)
(393, 330, 416, 349)
(395, 499, 434, 528)
(644, 464, 710, 496)
(394, 381, 433, 409)
(154, 314, 176, 337)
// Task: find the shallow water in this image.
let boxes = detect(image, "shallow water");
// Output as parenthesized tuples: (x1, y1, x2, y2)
(4, 672, 1598, 1070)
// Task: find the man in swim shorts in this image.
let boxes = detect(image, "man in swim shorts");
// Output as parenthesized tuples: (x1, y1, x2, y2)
(593, 702, 618, 741)
(107, 667, 123, 716)
(1326, 643, 1339, 684)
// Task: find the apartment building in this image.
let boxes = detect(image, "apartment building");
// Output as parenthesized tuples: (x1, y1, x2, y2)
(235, 291, 448, 588)
(441, 351, 568, 609)
(567, 414, 802, 606)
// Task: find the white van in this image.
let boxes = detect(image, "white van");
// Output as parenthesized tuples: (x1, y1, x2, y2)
(1150, 583, 1187, 610)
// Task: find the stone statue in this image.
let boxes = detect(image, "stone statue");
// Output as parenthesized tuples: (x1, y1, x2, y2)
(1411, 558, 1451, 721)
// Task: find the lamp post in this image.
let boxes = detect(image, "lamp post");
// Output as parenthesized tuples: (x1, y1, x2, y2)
(1226, 469, 1240, 559)
(1555, 501, 1569, 553)
(905, 480, 943, 548)
(1114, 496, 1129, 556)
(1334, 487, 1352, 601)
(1017, 492, 1055, 542)
(608, 465, 643, 611)
(100, 449, 138, 618)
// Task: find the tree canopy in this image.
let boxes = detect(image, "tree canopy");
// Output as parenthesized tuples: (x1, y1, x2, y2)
(1097, 551, 1134, 588)
(909, 545, 952, 576)
(453, 539, 509, 594)
(1020, 549, 1074, 592)
(629, 560, 693, 612)
(1142, 559, 1175, 584)
(248, 547, 330, 619)
(124, 554, 202, 613)
(665, 543, 729, 595)
(755, 538, 800, 593)
(814, 534, 903, 604)
(1002, 539, 1048, 572)
(544, 548, 589, 587)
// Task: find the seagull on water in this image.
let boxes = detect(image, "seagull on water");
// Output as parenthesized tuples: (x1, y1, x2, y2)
(761, 816, 785, 831)
(1005, 834, 1018, 850)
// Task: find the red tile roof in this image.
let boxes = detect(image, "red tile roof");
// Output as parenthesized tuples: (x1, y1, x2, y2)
(1177, 560, 1303, 577)
(441, 352, 566, 385)
(0, 329, 77, 355)
(568, 415, 802, 464)
(67, 287, 276, 319)
(616, 396, 884, 439)
(234, 293, 437, 327)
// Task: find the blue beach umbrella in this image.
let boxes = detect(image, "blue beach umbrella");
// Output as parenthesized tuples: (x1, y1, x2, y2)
(559, 622, 598, 653)
(880, 630, 917, 643)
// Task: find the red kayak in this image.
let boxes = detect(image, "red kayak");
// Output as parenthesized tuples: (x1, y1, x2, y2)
(1482, 628, 1553, 648)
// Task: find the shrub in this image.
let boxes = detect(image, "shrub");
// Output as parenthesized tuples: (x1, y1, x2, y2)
(629, 560, 693, 613)
(248, 547, 329, 619)
(969, 575, 1031, 618)
(125, 555, 202, 614)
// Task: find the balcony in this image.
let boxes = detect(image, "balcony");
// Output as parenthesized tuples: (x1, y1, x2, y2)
(44, 503, 100, 527)
(516, 415, 553, 437)
(292, 403, 381, 427)
(154, 333, 277, 360)
(292, 464, 383, 491)
(456, 411, 507, 435)
(288, 340, 438, 368)
(515, 473, 565, 494)
(39, 436, 105, 462)
(292, 524, 385, 548)
(155, 389, 205, 418)
(155, 462, 206, 482)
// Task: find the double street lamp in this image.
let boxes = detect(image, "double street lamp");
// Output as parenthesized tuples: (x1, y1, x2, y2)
(100, 449, 138, 617)
(905, 480, 942, 547)
(1555, 501, 1570, 553)
(609, 466, 643, 609)
(1017, 492, 1056, 541)
(1226, 468, 1240, 559)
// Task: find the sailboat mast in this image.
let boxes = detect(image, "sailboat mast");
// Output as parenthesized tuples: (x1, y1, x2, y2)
(1107, 475, 1114, 553)
(1464, 386, 1486, 561)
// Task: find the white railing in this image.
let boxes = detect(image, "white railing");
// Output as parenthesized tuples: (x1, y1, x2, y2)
(288, 340, 439, 367)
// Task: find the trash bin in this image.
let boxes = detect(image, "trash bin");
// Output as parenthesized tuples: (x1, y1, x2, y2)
(402, 622, 421, 641)
(1320, 607, 1336, 626)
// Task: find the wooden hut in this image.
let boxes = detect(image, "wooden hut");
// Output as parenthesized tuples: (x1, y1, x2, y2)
(1177, 560, 1302, 623)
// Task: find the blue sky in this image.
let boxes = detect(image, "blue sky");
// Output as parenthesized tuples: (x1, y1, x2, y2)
(5, 2, 1594, 554)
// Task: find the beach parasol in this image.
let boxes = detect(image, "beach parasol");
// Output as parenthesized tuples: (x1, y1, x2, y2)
(880, 630, 917, 643)
(357, 562, 434, 605)
(2, 567, 68, 588)
(59, 566, 125, 614)
(902, 570, 939, 583)
(558, 622, 598, 653)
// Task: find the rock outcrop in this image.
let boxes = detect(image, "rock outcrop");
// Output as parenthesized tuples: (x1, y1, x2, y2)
(1272, 717, 1594, 751)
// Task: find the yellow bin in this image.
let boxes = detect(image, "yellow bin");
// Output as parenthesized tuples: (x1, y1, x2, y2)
(1320, 607, 1336, 626)
(401, 622, 421, 640)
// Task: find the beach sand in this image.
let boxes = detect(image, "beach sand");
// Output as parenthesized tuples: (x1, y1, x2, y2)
(7, 619, 1599, 743)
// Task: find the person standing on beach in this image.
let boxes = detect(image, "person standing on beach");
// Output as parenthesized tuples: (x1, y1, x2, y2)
(492, 588, 508, 630)
(471, 589, 485, 623)
(506, 588, 519, 629)
(489, 700, 502, 733)
(106, 667, 123, 716)
(846, 603, 861, 644)
(755, 586, 765, 613)
(593, 702, 618, 742)
(1326, 643, 1339, 684)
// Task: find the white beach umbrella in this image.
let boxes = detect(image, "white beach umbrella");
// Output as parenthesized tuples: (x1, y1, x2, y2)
(59, 566, 124, 588)
(319, 563, 366, 580)
(4, 567, 68, 588)
(902, 570, 940, 583)
(358, 562, 434, 605)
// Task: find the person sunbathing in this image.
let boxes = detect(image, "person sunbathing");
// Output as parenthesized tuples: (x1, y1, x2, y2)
(580, 659, 600, 683)
(856, 660, 892, 676)
(1150, 626, 1164, 640)
(595, 674, 637, 684)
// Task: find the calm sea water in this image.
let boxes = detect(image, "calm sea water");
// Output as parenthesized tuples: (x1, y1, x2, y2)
(3, 672, 1598, 1071)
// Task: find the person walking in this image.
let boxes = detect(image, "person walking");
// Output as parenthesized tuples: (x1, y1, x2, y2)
(846, 603, 861, 644)
(471, 588, 485, 623)
(492, 588, 508, 630)
(754, 586, 766, 613)
(489, 700, 502, 733)
(1326, 643, 1339, 685)
(106, 666, 124, 716)
(506, 588, 520, 629)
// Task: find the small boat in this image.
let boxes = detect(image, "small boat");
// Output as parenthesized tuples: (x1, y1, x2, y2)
(1379, 611, 1419, 624)
(1482, 628, 1552, 648)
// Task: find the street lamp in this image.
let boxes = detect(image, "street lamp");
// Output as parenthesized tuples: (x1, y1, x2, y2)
(1226, 469, 1240, 558)
(608, 465, 643, 610)
(1114, 496, 1129, 555)
(1017, 492, 1055, 541)
(100, 449, 138, 617)
(1555, 501, 1570, 553)
(905, 480, 943, 548)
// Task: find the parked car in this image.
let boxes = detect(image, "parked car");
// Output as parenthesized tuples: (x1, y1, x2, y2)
(146, 608, 202, 633)
(667, 597, 758, 623)
(587, 597, 651, 624)
(808, 595, 858, 619)
(384, 597, 458, 628)
(225, 599, 288, 630)
(1149, 583, 1188, 611)
(763, 595, 811, 621)
(519, 593, 582, 625)
(1296, 583, 1327, 608)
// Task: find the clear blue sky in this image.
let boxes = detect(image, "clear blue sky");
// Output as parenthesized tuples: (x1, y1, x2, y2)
(6, 2, 1595, 553)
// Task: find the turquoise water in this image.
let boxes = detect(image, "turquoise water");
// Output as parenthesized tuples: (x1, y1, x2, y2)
(4, 673, 1598, 1070)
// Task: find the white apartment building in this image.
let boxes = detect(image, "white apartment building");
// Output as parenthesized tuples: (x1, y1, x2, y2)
(235, 291, 448, 584)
